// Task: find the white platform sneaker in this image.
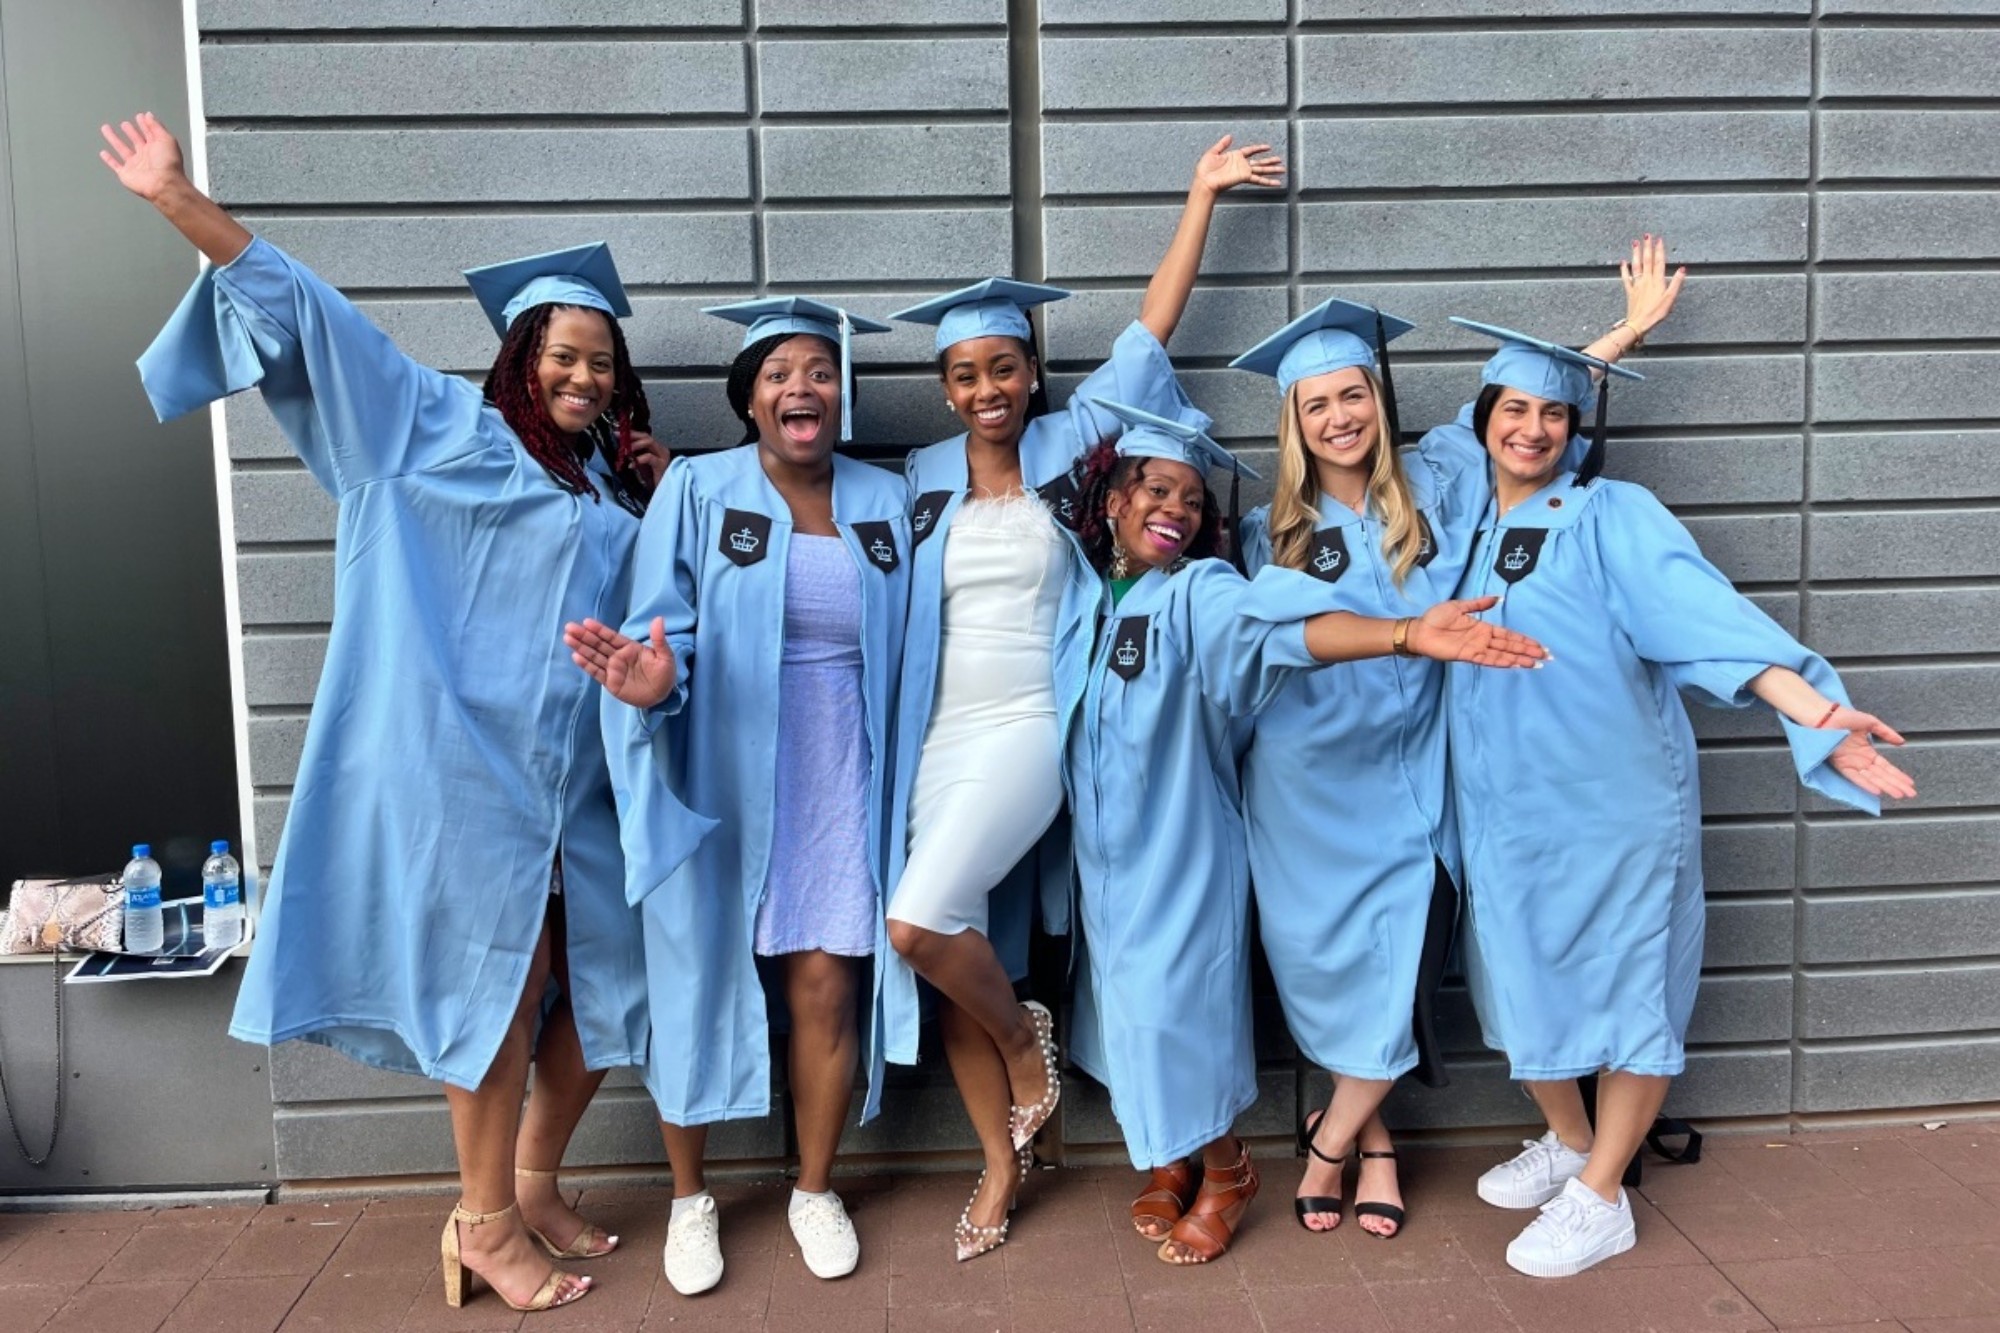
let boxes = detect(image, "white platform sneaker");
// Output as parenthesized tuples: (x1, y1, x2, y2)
(663, 1192, 724, 1296)
(1505, 1176, 1637, 1278)
(1476, 1130, 1589, 1209)
(789, 1191, 860, 1280)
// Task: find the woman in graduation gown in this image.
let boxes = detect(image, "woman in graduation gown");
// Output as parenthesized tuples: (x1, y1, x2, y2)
(1059, 398, 1551, 1266)
(878, 136, 1284, 1260)
(103, 114, 665, 1313)
(1230, 298, 1479, 1239)
(567, 300, 911, 1294)
(1438, 316, 1915, 1279)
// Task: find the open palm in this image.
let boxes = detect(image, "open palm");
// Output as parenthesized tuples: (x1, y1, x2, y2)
(1194, 134, 1285, 195)
(1409, 597, 1550, 668)
(99, 112, 187, 203)
(1822, 705, 1917, 800)
(564, 616, 678, 709)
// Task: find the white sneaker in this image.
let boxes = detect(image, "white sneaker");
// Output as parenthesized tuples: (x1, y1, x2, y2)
(1476, 1130, 1589, 1209)
(663, 1192, 724, 1296)
(1505, 1176, 1637, 1278)
(788, 1191, 860, 1280)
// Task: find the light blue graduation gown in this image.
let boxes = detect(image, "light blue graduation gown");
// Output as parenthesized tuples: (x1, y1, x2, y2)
(1066, 560, 1330, 1167)
(1237, 437, 1487, 1081)
(604, 446, 913, 1124)
(138, 237, 649, 1089)
(1447, 472, 1879, 1080)
(880, 320, 1195, 1063)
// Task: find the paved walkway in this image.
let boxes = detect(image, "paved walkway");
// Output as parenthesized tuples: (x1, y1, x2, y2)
(4, 1121, 1998, 1332)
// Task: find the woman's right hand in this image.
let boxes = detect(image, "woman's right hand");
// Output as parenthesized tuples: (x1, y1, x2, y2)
(99, 112, 190, 204)
(1621, 234, 1687, 337)
(1407, 597, 1551, 668)
(564, 616, 678, 709)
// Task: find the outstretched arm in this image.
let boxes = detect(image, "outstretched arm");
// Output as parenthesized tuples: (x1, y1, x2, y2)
(1137, 134, 1285, 346)
(1303, 596, 1550, 669)
(1747, 666, 1916, 800)
(1581, 233, 1687, 370)
(100, 113, 251, 266)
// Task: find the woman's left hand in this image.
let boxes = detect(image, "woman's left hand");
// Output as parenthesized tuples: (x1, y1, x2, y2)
(1822, 705, 1918, 800)
(1408, 597, 1551, 668)
(1193, 134, 1285, 197)
(625, 431, 670, 488)
(1621, 234, 1688, 336)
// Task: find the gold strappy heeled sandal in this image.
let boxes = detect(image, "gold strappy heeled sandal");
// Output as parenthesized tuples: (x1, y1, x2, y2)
(439, 1200, 590, 1311)
(514, 1166, 620, 1259)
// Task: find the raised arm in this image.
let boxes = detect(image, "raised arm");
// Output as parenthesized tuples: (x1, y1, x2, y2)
(1137, 135, 1285, 346)
(1580, 234, 1687, 370)
(100, 113, 251, 266)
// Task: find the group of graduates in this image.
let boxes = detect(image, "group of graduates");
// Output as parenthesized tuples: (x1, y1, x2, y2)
(101, 113, 1916, 1314)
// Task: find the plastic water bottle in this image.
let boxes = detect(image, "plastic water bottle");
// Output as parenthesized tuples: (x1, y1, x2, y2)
(203, 840, 244, 951)
(123, 844, 163, 955)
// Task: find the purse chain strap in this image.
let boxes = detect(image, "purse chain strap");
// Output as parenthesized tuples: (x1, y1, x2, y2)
(0, 950, 65, 1166)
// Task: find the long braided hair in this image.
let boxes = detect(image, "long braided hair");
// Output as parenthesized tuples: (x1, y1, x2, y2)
(1061, 439, 1226, 576)
(724, 332, 855, 445)
(483, 303, 654, 516)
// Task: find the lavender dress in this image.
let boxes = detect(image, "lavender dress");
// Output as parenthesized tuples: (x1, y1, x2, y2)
(752, 533, 877, 957)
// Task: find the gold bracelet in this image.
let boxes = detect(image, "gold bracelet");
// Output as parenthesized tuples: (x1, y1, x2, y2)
(1391, 617, 1414, 657)
(1611, 318, 1646, 349)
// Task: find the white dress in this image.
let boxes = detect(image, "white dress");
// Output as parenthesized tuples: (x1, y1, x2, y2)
(887, 494, 1067, 936)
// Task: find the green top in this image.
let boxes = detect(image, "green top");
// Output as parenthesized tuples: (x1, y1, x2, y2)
(1109, 576, 1142, 608)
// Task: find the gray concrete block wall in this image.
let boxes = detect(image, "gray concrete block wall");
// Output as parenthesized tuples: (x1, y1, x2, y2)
(196, 2, 1998, 1181)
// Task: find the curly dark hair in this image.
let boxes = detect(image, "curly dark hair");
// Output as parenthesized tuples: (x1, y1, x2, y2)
(483, 303, 653, 516)
(726, 332, 853, 445)
(934, 330, 1049, 426)
(1061, 439, 1227, 576)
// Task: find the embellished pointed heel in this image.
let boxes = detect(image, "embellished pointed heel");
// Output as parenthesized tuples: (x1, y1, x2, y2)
(515, 1166, 620, 1259)
(440, 1201, 590, 1312)
(954, 1169, 1011, 1262)
(1009, 1000, 1061, 1152)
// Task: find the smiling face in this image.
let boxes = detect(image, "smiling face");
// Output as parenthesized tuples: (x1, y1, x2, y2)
(1105, 457, 1207, 571)
(1292, 367, 1381, 492)
(941, 335, 1036, 447)
(1483, 387, 1575, 491)
(748, 334, 841, 468)
(535, 307, 617, 435)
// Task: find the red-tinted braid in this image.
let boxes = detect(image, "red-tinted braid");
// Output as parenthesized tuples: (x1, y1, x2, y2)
(1062, 439, 1226, 575)
(483, 304, 655, 516)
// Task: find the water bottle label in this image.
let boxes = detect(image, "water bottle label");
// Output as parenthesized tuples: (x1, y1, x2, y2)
(205, 882, 240, 910)
(128, 885, 161, 909)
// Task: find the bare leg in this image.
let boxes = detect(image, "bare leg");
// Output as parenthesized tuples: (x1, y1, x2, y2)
(1524, 1079, 1595, 1155)
(443, 923, 588, 1307)
(939, 996, 1021, 1232)
(516, 899, 613, 1253)
(784, 950, 862, 1194)
(661, 1122, 710, 1199)
(1579, 1073, 1669, 1202)
(1298, 1075, 1395, 1233)
(888, 921, 1045, 1114)
(1157, 1132, 1256, 1265)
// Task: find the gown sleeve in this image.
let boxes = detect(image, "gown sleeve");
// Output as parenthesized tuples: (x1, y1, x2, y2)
(1058, 320, 1204, 448)
(1583, 483, 1880, 815)
(136, 236, 483, 494)
(617, 457, 703, 726)
(1181, 561, 1325, 718)
(1238, 506, 1273, 576)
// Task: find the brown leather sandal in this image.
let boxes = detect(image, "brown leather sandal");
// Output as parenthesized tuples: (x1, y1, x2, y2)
(1130, 1159, 1198, 1241)
(1158, 1143, 1259, 1265)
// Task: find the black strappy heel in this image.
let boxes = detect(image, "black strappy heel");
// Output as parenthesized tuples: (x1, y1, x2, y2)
(1353, 1148, 1407, 1239)
(1294, 1109, 1346, 1232)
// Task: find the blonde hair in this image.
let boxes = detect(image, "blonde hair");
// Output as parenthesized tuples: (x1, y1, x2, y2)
(1265, 370, 1425, 586)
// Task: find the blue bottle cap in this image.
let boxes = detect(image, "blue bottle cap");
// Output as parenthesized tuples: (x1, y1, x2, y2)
(211, 840, 230, 855)
(132, 843, 150, 858)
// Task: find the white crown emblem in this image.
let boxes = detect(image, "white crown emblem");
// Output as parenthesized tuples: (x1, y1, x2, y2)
(869, 537, 894, 563)
(729, 527, 760, 553)
(1114, 637, 1139, 668)
(1503, 544, 1530, 571)
(913, 509, 932, 532)
(1312, 545, 1342, 573)
(1057, 497, 1075, 519)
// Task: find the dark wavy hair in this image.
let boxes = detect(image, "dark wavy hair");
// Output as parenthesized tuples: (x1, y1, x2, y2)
(1061, 439, 1226, 575)
(483, 303, 653, 516)
(934, 331, 1050, 425)
(1471, 381, 1580, 449)
(726, 332, 853, 445)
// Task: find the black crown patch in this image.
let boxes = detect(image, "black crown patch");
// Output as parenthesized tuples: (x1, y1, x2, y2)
(1109, 615, 1149, 681)
(910, 490, 953, 547)
(1414, 512, 1438, 569)
(1306, 526, 1351, 584)
(719, 508, 772, 568)
(1036, 473, 1081, 529)
(851, 520, 900, 574)
(1494, 527, 1548, 585)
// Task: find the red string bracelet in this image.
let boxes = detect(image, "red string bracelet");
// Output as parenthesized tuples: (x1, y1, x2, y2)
(1814, 702, 1840, 729)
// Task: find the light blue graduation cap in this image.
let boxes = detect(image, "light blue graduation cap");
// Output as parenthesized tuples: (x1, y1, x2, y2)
(889, 278, 1072, 355)
(704, 297, 893, 442)
(1449, 316, 1644, 486)
(463, 242, 631, 338)
(1231, 296, 1417, 444)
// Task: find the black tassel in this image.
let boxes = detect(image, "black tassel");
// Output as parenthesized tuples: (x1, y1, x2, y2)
(1374, 307, 1403, 447)
(1228, 466, 1244, 573)
(1573, 376, 1609, 487)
